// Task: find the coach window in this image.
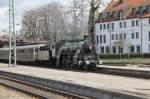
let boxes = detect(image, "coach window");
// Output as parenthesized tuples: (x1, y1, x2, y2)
(29, 49, 33, 53)
(101, 47, 104, 53)
(18, 50, 25, 53)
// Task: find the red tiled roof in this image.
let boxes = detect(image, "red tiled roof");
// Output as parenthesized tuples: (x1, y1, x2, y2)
(104, 0, 150, 12)
(96, 0, 150, 23)
(142, 13, 150, 18)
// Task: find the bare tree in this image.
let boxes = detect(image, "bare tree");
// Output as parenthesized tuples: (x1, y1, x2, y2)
(88, 0, 100, 42)
(67, 0, 90, 40)
(21, 2, 66, 42)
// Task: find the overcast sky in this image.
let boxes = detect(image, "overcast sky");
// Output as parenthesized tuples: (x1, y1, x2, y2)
(0, 0, 110, 33)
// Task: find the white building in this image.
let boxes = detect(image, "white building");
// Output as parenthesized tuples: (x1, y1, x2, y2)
(95, 0, 150, 54)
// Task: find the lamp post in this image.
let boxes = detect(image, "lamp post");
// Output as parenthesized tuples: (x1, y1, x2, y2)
(128, 43, 131, 59)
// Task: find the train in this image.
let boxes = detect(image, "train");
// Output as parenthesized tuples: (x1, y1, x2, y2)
(0, 40, 98, 71)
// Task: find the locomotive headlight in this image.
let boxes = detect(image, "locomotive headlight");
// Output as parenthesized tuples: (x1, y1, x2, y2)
(85, 60, 90, 65)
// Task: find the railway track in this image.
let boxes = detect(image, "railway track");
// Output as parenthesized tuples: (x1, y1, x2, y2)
(0, 75, 89, 99)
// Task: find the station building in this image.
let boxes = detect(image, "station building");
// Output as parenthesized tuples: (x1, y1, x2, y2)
(95, 0, 150, 54)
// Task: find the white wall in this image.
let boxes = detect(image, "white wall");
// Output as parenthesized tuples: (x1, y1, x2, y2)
(95, 17, 150, 54)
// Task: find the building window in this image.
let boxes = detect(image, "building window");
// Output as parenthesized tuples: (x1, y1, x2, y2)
(136, 20, 139, 26)
(119, 34, 123, 40)
(137, 45, 141, 53)
(119, 22, 122, 28)
(136, 32, 139, 39)
(103, 24, 106, 30)
(100, 35, 102, 43)
(124, 33, 127, 40)
(115, 34, 118, 40)
(132, 8, 136, 15)
(112, 46, 116, 53)
(100, 24, 102, 30)
(130, 46, 135, 53)
(112, 34, 114, 40)
(131, 33, 134, 39)
(118, 10, 123, 19)
(139, 6, 143, 13)
(112, 23, 114, 30)
(118, 47, 123, 53)
(124, 22, 126, 28)
(107, 23, 110, 29)
(103, 35, 106, 43)
(106, 46, 110, 53)
(131, 20, 135, 27)
(96, 35, 99, 43)
(101, 47, 104, 53)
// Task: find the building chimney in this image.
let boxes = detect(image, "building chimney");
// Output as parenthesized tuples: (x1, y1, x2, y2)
(119, 0, 123, 3)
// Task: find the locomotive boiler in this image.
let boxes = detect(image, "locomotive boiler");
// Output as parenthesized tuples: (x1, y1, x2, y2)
(56, 40, 97, 70)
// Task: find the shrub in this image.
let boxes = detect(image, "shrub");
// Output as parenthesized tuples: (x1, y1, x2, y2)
(99, 53, 150, 59)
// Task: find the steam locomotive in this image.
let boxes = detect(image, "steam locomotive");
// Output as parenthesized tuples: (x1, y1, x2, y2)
(56, 40, 97, 70)
(0, 40, 98, 70)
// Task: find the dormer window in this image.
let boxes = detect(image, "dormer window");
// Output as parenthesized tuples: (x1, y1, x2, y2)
(118, 10, 123, 19)
(132, 8, 136, 15)
(143, 5, 149, 13)
(107, 12, 110, 19)
(112, 11, 116, 18)
(139, 6, 143, 13)
(147, 5, 150, 12)
(99, 13, 103, 20)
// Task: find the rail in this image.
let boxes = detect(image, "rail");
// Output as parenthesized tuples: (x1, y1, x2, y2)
(0, 75, 89, 99)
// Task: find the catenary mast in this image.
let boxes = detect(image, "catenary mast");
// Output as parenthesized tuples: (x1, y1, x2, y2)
(9, 0, 16, 67)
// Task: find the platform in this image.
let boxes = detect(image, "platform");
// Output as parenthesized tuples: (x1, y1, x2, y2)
(0, 63, 150, 99)
(97, 65, 150, 71)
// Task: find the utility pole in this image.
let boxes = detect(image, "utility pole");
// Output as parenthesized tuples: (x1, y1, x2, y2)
(9, 0, 16, 67)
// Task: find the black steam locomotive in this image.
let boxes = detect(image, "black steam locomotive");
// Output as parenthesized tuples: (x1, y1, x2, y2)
(55, 40, 98, 70)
